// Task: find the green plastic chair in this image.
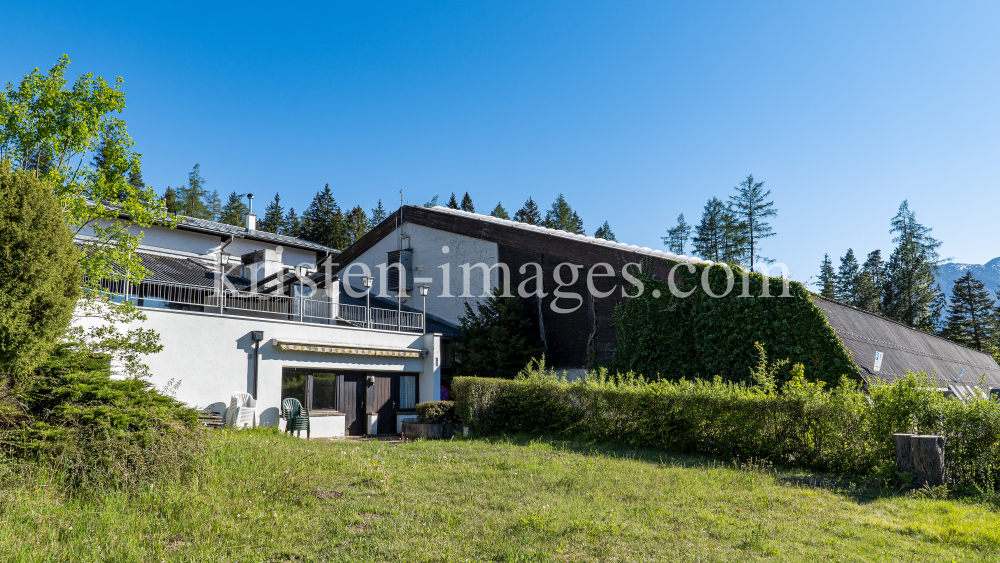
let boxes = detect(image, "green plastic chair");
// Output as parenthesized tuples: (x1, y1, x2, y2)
(281, 398, 310, 440)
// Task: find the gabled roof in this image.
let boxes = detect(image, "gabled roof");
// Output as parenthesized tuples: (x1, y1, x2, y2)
(329, 204, 711, 271)
(175, 216, 338, 254)
(813, 296, 1000, 393)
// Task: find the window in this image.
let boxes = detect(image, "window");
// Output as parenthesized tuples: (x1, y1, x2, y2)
(312, 372, 338, 410)
(400, 375, 416, 410)
(281, 369, 307, 406)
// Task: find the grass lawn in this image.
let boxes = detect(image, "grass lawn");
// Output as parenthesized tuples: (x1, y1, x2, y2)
(1, 429, 999, 562)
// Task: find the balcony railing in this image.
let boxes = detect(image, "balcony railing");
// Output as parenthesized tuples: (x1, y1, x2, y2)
(83, 278, 424, 333)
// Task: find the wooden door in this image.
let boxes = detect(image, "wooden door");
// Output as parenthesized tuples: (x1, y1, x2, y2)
(370, 374, 398, 434)
(336, 372, 365, 435)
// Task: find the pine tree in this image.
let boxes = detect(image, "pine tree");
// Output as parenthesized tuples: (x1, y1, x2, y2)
(205, 190, 222, 222)
(176, 163, 211, 219)
(942, 272, 997, 351)
(447, 193, 459, 209)
(370, 199, 388, 228)
(594, 221, 616, 241)
(543, 194, 584, 234)
(663, 213, 692, 255)
(461, 192, 475, 213)
(856, 250, 885, 314)
(344, 205, 369, 245)
(513, 197, 541, 225)
(818, 254, 836, 298)
(259, 193, 286, 234)
(163, 186, 179, 214)
(836, 248, 861, 305)
(490, 202, 509, 220)
(218, 191, 248, 226)
(729, 174, 776, 266)
(453, 286, 544, 379)
(883, 200, 945, 331)
(300, 184, 348, 249)
(284, 208, 301, 237)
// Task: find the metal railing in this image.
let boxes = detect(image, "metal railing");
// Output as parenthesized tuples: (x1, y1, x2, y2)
(84, 278, 424, 333)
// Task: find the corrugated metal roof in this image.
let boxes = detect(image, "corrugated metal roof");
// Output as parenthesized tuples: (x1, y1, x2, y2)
(813, 296, 1000, 391)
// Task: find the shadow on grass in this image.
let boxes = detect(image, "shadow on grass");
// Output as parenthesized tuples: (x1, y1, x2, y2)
(450, 431, 993, 509)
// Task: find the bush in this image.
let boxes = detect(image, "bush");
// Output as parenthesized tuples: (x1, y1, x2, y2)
(612, 264, 858, 385)
(416, 401, 459, 424)
(0, 344, 203, 492)
(452, 360, 1000, 492)
(0, 166, 81, 385)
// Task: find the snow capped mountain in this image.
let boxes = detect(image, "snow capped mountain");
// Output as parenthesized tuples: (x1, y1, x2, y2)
(937, 257, 1000, 303)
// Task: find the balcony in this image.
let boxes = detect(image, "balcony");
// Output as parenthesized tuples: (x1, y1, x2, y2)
(87, 278, 425, 333)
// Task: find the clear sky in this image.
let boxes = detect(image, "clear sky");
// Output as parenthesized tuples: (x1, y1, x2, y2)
(3, 1, 998, 284)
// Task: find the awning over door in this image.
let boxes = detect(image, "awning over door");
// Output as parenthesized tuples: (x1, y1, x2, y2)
(272, 339, 426, 359)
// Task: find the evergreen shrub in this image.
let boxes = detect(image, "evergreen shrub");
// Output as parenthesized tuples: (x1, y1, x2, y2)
(415, 401, 459, 424)
(453, 361, 1000, 492)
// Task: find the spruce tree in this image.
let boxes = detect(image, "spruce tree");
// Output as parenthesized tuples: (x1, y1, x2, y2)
(818, 253, 837, 298)
(344, 205, 369, 245)
(943, 272, 997, 351)
(728, 174, 776, 266)
(663, 213, 692, 255)
(461, 192, 475, 213)
(205, 190, 222, 221)
(218, 191, 248, 226)
(163, 186, 179, 214)
(447, 192, 459, 209)
(856, 250, 885, 314)
(594, 221, 616, 241)
(370, 199, 388, 228)
(693, 197, 747, 264)
(423, 195, 439, 208)
(284, 208, 301, 237)
(176, 163, 211, 219)
(513, 197, 541, 225)
(883, 200, 945, 331)
(543, 194, 584, 234)
(259, 193, 286, 234)
(836, 248, 861, 305)
(453, 286, 544, 379)
(490, 202, 509, 220)
(128, 169, 144, 189)
(300, 184, 348, 249)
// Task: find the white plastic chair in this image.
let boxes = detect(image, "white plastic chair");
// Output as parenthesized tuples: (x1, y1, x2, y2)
(225, 392, 257, 428)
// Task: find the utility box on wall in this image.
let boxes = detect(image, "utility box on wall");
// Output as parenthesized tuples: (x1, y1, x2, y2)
(387, 249, 413, 292)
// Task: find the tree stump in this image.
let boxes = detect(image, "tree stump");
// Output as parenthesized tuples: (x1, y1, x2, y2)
(910, 435, 945, 487)
(893, 433, 915, 473)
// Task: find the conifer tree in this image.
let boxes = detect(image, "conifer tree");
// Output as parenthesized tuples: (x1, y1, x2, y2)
(344, 205, 369, 245)
(490, 202, 509, 220)
(163, 186, 179, 214)
(543, 194, 584, 234)
(729, 174, 776, 266)
(300, 184, 348, 249)
(818, 254, 837, 298)
(205, 190, 222, 222)
(259, 193, 286, 234)
(369, 199, 388, 227)
(692, 197, 746, 264)
(423, 195, 439, 208)
(447, 192, 459, 209)
(594, 221, 616, 241)
(836, 248, 861, 305)
(284, 208, 301, 237)
(453, 286, 544, 379)
(128, 169, 144, 189)
(218, 191, 248, 226)
(856, 250, 885, 314)
(883, 200, 945, 331)
(663, 213, 692, 255)
(513, 197, 541, 225)
(176, 163, 211, 219)
(943, 272, 997, 351)
(461, 192, 475, 213)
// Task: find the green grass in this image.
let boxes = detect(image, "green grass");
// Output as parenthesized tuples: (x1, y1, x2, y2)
(2, 430, 999, 562)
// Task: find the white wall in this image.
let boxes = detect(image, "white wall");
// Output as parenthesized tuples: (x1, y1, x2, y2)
(75, 307, 441, 429)
(340, 223, 499, 325)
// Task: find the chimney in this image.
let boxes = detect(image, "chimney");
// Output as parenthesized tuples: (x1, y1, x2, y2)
(246, 193, 256, 230)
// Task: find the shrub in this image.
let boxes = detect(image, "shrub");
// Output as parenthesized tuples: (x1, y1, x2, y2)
(416, 401, 459, 424)
(0, 344, 202, 492)
(453, 361, 1000, 492)
(0, 166, 81, 386)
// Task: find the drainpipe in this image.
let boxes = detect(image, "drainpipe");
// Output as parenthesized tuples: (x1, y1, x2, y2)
(250, 331, 264, 399)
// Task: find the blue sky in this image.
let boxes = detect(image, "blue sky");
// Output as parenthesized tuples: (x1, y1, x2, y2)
(3, 1, 999, 285)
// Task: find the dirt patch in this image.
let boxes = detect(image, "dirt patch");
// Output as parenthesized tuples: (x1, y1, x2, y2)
(312, 489, 344, 500)
(345, 523, 373, 533)
(358, 511, 386, 520)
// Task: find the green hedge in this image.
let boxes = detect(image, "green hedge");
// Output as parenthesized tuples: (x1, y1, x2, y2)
(415, 401, 459, 424)
(612, 263, 858, 384)
(453, 367, 1000, 491)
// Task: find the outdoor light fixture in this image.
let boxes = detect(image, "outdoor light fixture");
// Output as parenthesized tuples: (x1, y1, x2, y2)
(418, 285, 430, 334)
(362, 276, 374, 288)
(362, 276, 375, 329)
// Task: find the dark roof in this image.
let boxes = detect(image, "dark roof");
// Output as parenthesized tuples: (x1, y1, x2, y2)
(813, 296, 1000, 394)
(173, 216, 339, 255)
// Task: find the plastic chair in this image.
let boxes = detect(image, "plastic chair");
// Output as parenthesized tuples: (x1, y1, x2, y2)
(226, 392, 257, 428)
(281, 397, 310, 440)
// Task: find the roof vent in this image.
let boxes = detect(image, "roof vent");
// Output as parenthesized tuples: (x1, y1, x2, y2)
(246, 193, 256, 230)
